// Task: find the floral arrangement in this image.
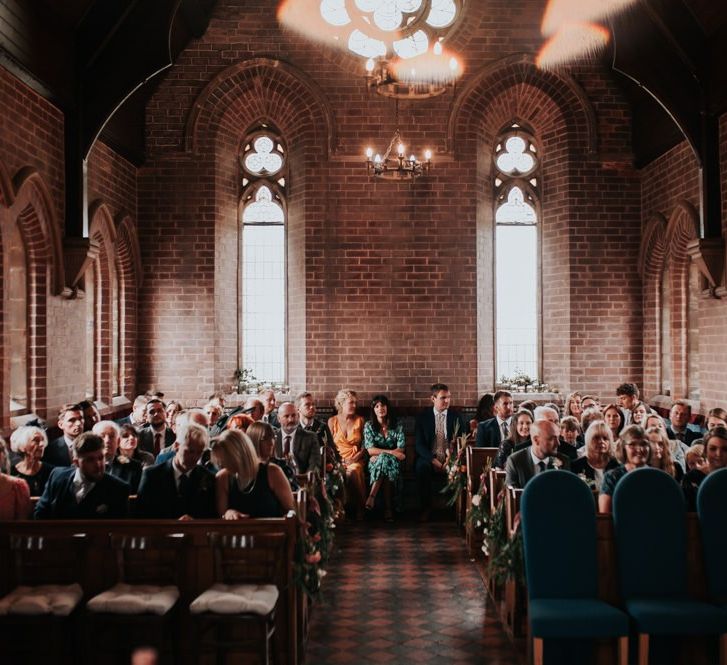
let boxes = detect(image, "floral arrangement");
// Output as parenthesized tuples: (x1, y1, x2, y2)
(294, 471, 336, 598)
(440, 435, 469, 507)
(233, 367, 290, 395)
(324, 457, 347, 520)
(577, 472, 596, 490)
(497, 369, 557, 394)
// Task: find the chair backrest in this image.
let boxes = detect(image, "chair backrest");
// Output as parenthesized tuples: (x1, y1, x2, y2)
(467, 447, 497, 494)
(109, 532, 187, 586)
(697, 467, 727, 600)
(489, 469, 507, 514)
(521, 471, 598, 600)
(208, 531, 287, 585)
(10, 532, 88, 586)
(612, 467, 687, 599)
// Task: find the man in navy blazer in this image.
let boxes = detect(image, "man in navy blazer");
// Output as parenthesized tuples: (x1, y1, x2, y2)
(137, 398, 176, 456)
(135, 421, 216, 519)
(476, 390, 515, 448)
(35, 432, 130, 519)
(414, 383, 467, 521)
(42, 403, 85, 468)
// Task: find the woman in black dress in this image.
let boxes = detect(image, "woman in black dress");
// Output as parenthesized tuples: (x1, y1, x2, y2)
(9, 425, 53, 496)
(211, 429, 295, 519)
(571, 420, 619, 491)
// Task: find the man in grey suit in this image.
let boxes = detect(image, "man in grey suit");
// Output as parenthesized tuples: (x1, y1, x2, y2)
(505, 418, 570, 489)
(274, 401, 321, 474)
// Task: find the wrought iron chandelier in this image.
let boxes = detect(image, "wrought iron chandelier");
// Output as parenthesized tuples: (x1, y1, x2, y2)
(365, 129, 431, 180)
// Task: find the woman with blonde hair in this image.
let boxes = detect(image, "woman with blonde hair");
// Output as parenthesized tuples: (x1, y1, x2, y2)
(10, 425, 52, 496)
(211, 429, 294, 519)
(598, 425, 651, 514)
(571, 421, 619, 491)
(564, 391, 583, 420)
(328, 388, 367, 520)
(646, 425, 683, 481)
(245, 421, 298, 490)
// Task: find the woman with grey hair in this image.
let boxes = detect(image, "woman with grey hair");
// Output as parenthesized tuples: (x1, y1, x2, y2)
(10, 425, 53, 496)
(570, 421, 619, 491)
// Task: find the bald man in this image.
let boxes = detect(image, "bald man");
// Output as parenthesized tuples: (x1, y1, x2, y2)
(505, 419, 570, 489)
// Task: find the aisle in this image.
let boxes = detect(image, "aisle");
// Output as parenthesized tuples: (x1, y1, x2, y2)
(305, 519, 524, 665)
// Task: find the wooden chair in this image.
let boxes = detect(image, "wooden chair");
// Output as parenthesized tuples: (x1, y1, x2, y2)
(0, 532, 87, 665)
(489, 468, 507, 515)
(85, 533, 187, 664)
(190, 531, 286, 665)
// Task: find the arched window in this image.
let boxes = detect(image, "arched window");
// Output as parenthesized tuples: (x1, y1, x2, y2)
(240, 130, 287, 383)
(7, 220, 28, 413)
(494, 124, 540, 382)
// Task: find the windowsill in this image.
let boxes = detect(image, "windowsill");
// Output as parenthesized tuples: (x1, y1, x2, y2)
(510, 392, 560, 401)
(650, 394, 701, 411)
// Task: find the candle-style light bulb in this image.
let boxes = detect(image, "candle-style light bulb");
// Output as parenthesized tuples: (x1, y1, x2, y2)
(374, 154, 382, 164)
(365, 147, 373, 159)
(397, 143, 405, 156)
(365, 58, 375, 73)
(449, 57, 458, 72)
(424, 149, 432, 161)
(409, 154, 416, 163)
(433, 41, 443, 56)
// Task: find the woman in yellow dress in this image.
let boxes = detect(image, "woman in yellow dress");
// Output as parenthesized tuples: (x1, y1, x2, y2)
(328, 388, 367, 520)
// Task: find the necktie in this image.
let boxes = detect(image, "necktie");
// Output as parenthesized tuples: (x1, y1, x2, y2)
(502, 420, 510, 440)
(284, 435, 292, 457)
(75, 480, 89, 503)
(435, 412, 447, 461)
(537, 460, 546, 473)
(154, 432, 162, 455)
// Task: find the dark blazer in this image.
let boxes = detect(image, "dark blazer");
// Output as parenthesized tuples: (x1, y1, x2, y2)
(137, 427, 176, 455)
(476, 417, 512, 448)
(505, 448, 571, 489)
(135, 459, 216, 519)
(42, 436, 73, 467)
(34, 466, 130, 519)
(665, 426, 702, 447)
(414, 408, 467, 462)
(275, 426, 321, 473)
(571, 455, 620, 480)
(493, 436, 531, 469)
(107, 456, 143, 494)
(304, 419, 339, 462)
(263, 411, 280, 429)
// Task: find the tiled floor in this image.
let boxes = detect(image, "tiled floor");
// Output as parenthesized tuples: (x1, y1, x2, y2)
(305, 517, 524, 665)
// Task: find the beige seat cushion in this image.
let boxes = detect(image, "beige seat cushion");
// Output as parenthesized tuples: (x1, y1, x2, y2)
(0, 583, 83, 616)
(190, 583, 278, 616)
(86, 583, 179, 615)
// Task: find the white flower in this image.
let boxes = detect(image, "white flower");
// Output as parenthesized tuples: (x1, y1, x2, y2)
(551, 457, 563, 469)
(476, 520, 481, 528)
(471, 495, 481, 507)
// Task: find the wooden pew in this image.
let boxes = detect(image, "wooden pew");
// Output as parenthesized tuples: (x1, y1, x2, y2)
(465, 447, 498, 557)
(0, 516, 300, 665)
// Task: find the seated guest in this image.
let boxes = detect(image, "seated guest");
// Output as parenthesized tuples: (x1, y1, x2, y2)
(603, 403, 625, 442)
(116, 394, 148, 429)
(414, 383, 467, 521)
(598, 425, 651, 514)
(665, 399, 702, 446)
(119, 424, 155, 468)
(94, 420, 142, 493)
(246, 421, 298, 490)
(135, 421, 215, 520)
(0, 437, 32, 520)
(35, 433, 129, 519)
(155, 409, 209, 465)
(165, 400, 183, 432)
(505, 418, 569, 489)
(519, 399, 538, 414)
(260, 389, 280, 428)
(571, 421, 619, 491)
(363, 395, 406, 521)
(534, 405, 559, 424)
(564, 391, 583, 420)
(630, 400, 651, 426)
(244, 397, 265, 422)
(682, 426, 727, 510)
(475, 394, 495, 423)
(78, 399, 101, 432)
(645, 413, 687, 471)
(646, 425, 683, 482)
(211, 429, 294, 519)
(138, 398, 175, 456)
(476, 390, 514, 447)
(706, 407, 727, 430)
(9, 426, 53, 496)
(227, 413, 255, 431)
(42, 403, 84, 467)
(204, 398, 224, 431)
(329, 389, 367, 520)
(493, 409, 533, 468)
(558, 416, 581, 460)
(275, 401, 321, 474)
(580, 406, 603, 438)
(580, 395, 600, 411)
(297, 392, 338, 463)
(685, 443, 705, 471)
(615, 382, 639, 425)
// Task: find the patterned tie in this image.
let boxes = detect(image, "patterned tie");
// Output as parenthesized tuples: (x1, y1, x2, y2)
(284, 435, 292, 457)
(435, 412, 447, 461)
(502, 420, 510, 440)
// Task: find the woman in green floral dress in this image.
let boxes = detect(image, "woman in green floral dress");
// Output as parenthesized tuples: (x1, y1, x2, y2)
(363, 394, 405, 521)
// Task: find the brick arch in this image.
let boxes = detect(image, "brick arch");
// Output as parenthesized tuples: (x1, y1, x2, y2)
(88, 202, 118, 403)
(449, 53, 597, 156)
(185, 58, 334, 157)
(664, 201, 700, 400)
(639, 213, 668, 398)
(116, 214, 142, 398)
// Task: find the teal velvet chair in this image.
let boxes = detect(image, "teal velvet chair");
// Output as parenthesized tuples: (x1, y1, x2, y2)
(613, 467, 727, 665)
(521, 471, 629, 665)
(697, 467, 727, 662)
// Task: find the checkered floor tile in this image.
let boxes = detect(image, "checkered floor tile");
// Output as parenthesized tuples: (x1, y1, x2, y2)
(305, 519, 524, 665)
